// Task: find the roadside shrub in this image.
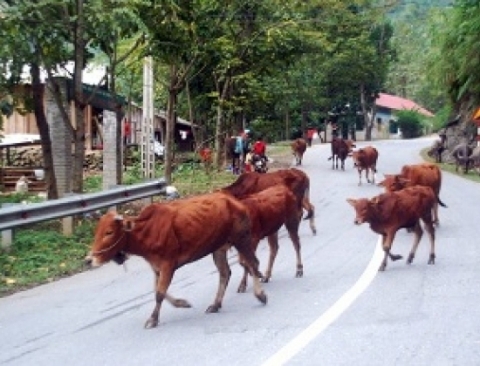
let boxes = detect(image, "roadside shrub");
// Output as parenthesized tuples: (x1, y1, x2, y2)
(396, 110, 425, 138)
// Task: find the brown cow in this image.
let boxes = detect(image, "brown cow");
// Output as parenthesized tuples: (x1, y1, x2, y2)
(291, 138, 307, 166)
(347, 185, 437, 271)
(222, 168, 317, 235)
(328, 137, 356, 170)
(378, 163, 447, 225)
(351, 146, 378, 185)
(236, 185, 303, 293)
(85, 192, 267, 328)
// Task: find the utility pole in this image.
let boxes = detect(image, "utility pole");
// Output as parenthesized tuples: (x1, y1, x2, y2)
(141, 56, 155, 179)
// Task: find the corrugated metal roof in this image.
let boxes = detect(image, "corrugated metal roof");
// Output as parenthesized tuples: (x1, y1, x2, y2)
(376, 93, 434, 117)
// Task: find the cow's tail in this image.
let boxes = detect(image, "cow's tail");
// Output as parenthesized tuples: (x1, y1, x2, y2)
(438, 196, 447, 208)
(302, 184, 317, 235)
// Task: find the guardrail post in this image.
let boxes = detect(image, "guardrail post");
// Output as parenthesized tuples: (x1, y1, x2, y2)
(108, 184, 123, 212)
(1, 203, 19, 250)
(62, 193, 76, 236)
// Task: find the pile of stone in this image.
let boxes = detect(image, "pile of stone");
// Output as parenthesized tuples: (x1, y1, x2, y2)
(5, 146, 104, 171)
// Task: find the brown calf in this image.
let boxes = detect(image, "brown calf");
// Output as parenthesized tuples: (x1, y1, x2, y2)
(351, 146, 378, 185)
(85, 192, 267, 328)
(378, 163, 447, 225)
(291, 138, 308, 166)
(347, 186, 437, 271)
(222, 168, 316, 235)
(236, 185, 303, 292)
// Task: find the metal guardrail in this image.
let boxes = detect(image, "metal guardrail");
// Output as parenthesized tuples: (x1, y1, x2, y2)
(0, 178, 168, 231)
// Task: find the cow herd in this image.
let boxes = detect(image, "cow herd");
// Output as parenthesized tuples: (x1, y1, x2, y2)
(85, 168, 315, 328)
(85, 138, 448, 329)
(329, 137, 447, 272)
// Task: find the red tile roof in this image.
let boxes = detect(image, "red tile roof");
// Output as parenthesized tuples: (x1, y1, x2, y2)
(376, 93, 434, 117)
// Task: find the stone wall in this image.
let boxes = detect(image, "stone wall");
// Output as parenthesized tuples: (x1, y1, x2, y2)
(5, 146, 103, 171)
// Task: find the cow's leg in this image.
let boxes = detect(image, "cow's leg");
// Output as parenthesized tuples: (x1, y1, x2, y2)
(146, 264, 189, 329)
(357, 168, 362, 185)
(233, 239, 267, 305)
(379, 232, 399, 271)
(285, 220, 303, 278)
(206, 248, 231, 313)
(237, 237, 261, 292)
(432, 200, 439, 226)
(263, 233, 279, 282)
(237, 253, 249, 293)
(423, 218, 436, 265)
(407, 221, 423, 264)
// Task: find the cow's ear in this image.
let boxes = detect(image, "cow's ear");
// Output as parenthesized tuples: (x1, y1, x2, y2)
(123, 219, 135, 232)
(346, 198, 356, 206)
(370, 196, 380, 205)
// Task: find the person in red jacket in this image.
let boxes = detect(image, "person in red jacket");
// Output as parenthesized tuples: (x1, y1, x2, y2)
(251, 135, 268, 172)
(252, 135, 267, 156)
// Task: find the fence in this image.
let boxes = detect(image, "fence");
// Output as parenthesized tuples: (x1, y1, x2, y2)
(0, 179, 170, 247)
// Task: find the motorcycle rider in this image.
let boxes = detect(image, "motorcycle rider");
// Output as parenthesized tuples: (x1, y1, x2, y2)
(251, 135, 268, 173)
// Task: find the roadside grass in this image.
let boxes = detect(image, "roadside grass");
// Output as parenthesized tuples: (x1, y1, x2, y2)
(0, 220, 94, 296)
(0, 143, 292, 296)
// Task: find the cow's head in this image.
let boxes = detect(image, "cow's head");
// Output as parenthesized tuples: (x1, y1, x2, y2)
(85, 211, 134, 268)
(351, 150, 361, 166)
(347, 198, 371, 225)
(346, 140, 356, 155)
(377, 174, 409, 192)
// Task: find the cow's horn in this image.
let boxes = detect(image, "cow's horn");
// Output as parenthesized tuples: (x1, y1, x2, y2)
(114, 214, 124, 221)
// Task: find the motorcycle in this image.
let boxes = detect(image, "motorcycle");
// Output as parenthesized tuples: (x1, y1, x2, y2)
(251, 153, 268, 173)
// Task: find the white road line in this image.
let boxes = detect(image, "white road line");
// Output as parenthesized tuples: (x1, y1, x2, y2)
(261, 237, 383, 366)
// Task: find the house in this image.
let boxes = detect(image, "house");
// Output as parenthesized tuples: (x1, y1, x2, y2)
(1, 79, 197, 152)
(372, 93, 434, 139)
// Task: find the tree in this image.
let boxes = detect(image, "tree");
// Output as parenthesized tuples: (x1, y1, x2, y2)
(429, 0, 480, 145)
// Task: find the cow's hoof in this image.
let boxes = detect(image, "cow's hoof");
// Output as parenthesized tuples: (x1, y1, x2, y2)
(378, 265, 386, 272)
(144, 318, 158, 329)
(407, 254, 414, 264)
(256, 291, 268, 305)
(206, 304, 221, 313)
(295, 271, 303, 278)
(428, 254, 435, 265)
(390, 254, 403, 261)
(172, 299, 192, 308)
(237, 284, 247, 293)
(260, 277, 270, 283)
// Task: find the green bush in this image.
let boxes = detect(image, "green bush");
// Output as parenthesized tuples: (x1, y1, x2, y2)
(396, 110, 425, 138)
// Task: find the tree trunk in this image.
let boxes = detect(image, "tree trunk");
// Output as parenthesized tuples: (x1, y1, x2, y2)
(30, 62, 58, 199)
(164, 65, 178, 184)
(214, 102, 224, 169)
(360, 84, 376, 141)
(72, 0, 86, 193)
(285, 108, 290, 141)
(213, 76, 231, 169)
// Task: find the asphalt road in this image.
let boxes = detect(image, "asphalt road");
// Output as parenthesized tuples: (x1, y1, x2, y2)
(1, 137, 479, 366)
